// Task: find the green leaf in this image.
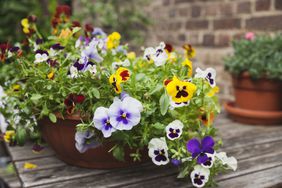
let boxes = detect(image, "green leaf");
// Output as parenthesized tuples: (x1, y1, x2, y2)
(159, 93, 170, 116)
(31, 94, 43, 102)
(72, 27, 81, 34)
(135, 73, 146, 81)
(152, 122, 165, 130)
(149, 84, 163, 95)
(112, 146, 125, 161)
(49, 113, 57, 123)
(92, 88, 100, 99)
(16, 127, 27, 146)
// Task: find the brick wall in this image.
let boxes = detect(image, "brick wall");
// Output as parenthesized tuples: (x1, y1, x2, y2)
(146, 0, 282, 100)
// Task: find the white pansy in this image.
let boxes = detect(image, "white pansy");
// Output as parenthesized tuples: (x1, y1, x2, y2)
(216, 152, 238, 171)
(201, 152, 215, 169)
(0, 113, 8, 133)
(165, 120, 184, 140)
(195, 67, 216, 87)
(148, 137, 169, 166)
(144, 42, 168, 66)
(112, 59, 130, 69)
(190, 165, 210, 188)
(34, 53, 48, 63)
(69, 66, 79, 78)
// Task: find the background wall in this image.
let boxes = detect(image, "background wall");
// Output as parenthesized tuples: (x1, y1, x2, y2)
(146, 0, 282, 100)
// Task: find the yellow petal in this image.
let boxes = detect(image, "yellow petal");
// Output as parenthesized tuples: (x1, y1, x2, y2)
(47, 70, 55, 80)
(24, 162, 38, 170)
(207, 86, 219, 97)
(21, 18, 29, 28)
(127, 52, 136, 60)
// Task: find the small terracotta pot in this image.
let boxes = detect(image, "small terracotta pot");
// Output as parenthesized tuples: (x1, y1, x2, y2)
(232, 72, 282, 111)
(39, 113, 149, 169)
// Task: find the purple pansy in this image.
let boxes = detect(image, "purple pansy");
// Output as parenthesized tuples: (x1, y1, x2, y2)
(81, 41, 103, 63)
(108, 96, 143, 130)
(165, 120, 184, 140)
(186, 136, 215, 164)
(75, 130, 101, 153)
(171, 158, 181, 166)
(93, 107, 117, 138)
(148, 137, 169, 165)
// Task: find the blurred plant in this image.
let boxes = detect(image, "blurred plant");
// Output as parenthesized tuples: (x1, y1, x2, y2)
(73, 0, 150, 48)
(224, 33, 282, 80)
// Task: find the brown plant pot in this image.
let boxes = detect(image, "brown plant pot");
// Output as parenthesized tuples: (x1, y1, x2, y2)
(39, 113, 149, 169)
(232, 72, 282, 111)
(225, 72, 282, 125)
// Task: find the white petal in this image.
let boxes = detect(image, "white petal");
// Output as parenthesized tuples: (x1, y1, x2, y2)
(190, 165, 210, 187)
(0, 113, 8, 133)
(216, 152, 237, 171)
(165, 120, 184, 140)
(93, 107, 109, 130)
(122, 96, 143, 112)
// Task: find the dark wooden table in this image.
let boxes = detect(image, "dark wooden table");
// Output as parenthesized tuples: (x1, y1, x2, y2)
(3, 113, 282, 188)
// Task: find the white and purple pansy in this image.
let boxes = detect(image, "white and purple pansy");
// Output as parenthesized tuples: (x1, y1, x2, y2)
(34, 50, 48, 63)
(92, 27, 107, 37)
(81, 42, 103, 63)
(49, 43, 64, 57)
(75, 130, 101, 153)
(112, 59, 130, 69)
(108, 96, 143, 130)
(144, 42, 168, 66)
(169, 96, 190, 109)
(201, 152, 215, 169)
(190, 165, 210, 188)
(195, 68, 216, 87)
(148, 137, 169, 165)
(216, 152, 238, 171)
(93, 107, 117, 138)
(83, 61, 97, 75)
(165, 120, 184, 140)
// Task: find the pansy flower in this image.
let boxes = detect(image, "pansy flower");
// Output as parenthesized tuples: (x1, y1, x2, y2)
(49, 43, 64, 57)
(216, 152, 238, 171)
(108, 96, 142, 130)
(190, 165, 210, 188)
(75, 130, 100, 153)
(187, 136, 215, 164)
(21, 18, 32, 34)
(81, 43, 103, 63)
(144, 42, 168, 66)
(64, 94, 85, 114)
(106, 32, 121, 49)
(92, 27, 107, 37)
(0, 43, 10, 62)
(112, 59, 130, 69)
(165, 120, 184, 140)
(32, 144, 45, 153)
(183, 44, 196, 59)
(3, 130, 15, 143)
(84, 61, 97, 75)
(165, 76, 197, 104)
(93, 107, 117, 138)
(198, 112, 214, 127)
(109, 67, 130, 94)
(58, 28, 72, 39)
(0, 113, 8, 133)
(182, 58, 193, 77)
(148, 137, 169, 165)
(201, 152, 215, 169)
(195, 68, 216, 88)
(34, 50, 49, 63)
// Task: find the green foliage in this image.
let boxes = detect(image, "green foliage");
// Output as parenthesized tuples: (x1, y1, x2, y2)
(74, 0, 150, 47)
(224, 34, 282, 80)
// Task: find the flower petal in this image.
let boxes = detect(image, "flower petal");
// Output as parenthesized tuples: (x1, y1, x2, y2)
(187, 138, 201, 156)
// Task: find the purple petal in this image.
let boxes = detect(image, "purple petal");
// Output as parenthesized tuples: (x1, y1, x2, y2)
(201, 136, 214, 152)
(197, 153, 208, 164)
(187, 138, 201, 157)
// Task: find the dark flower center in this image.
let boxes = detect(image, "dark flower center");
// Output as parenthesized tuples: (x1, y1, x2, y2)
(154, 149, 167, 162)
(175, 85, 188, 98)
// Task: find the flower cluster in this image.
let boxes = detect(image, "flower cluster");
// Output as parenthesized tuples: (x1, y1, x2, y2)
(0, 5, 237, 187)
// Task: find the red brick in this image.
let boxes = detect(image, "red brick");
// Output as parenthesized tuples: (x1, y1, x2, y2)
(275, 0, 282, 10)
(213, 18, 241, 30)
(237, 1, 251, 14)
(219, 3, 234, 17)
(186, 20, 209, 30)
(255, 0, 271, 11)
(217, 34, 231, 47)
(246, 15, 282, 30)
(191, 5, 201, 18)
(203, 34, 215, 46)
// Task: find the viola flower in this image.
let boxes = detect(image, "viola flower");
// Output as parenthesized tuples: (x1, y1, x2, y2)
(69, 66, 78, 79)
(182, 58, 193, 77)
(165, 120, 184, 140)
(64, 94, 85, 114)
(75, 130, 100, 153)
(3, 130, 15, 143)
(32, 144, 45, 153)
(109, 67, 130, 94)
(171, 158, 181, 166)
(169, 98, 190, 109)
(93, 107, 117, 138)
(81, 44, 103, 63)
(207, 86, 219, 97)
(201, 153, 215, 169)
(165, 76, 197, 103)
(190, 165, 210, 188)
(47, 70, 55, 80)
(34, 50, 49, 63)
(183, 44, 196, 59)
(50, 43, 64, 57)
(85, 23, 94, 33)
(0, 113, 8, 133)
(47, 59, 59, 67)
(106, 32, 121, 49)
(216, 152, 238, 171)
(195, 68, 216, 88)
(21, 18, 31, 34)
(112, 59, 130, 69)
(144, 42, 168, 66)
(55, 5, 71, 18)
(58, 28, 72, 39)
(108, 96, 142, 130)
(245, 32, 255, 41)
(187, 136, 215, 164)
(92, 28, 106, 37)
(84, 61, 97, 75)
(12, 84, 21, 92)
(148, 137, 169, 165)
(199, 112, 214, 126)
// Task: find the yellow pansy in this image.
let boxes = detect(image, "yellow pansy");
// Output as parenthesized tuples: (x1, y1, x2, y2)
(4, 130, 15, 143)
(167, 51, 177, 63)
(21, 18, 30, 34)
(106, 32, 121, 49)
(127, 52, 136, 60)
(183, 44, 196, 59)
(47, 70, 55, 80)
(58, 28, 72, 39)
(166, 76, 197, 103)
(24, 162, 38, 170)
(13, 84, 20, 92)
(109, 67, 130, 94)
(207, 86, 219, 97)
(182, 58, 193, 77)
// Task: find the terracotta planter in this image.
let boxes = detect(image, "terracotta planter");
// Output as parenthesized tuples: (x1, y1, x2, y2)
(39, 113, 148, 169)
(232, 72, 282, 111)
(225, 72, 282, 125)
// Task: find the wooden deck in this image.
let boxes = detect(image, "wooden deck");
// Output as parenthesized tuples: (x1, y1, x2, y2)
(3, 113, 282, 188)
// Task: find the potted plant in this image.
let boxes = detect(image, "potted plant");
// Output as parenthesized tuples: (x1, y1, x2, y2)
(0, 5, 237, 187)
(224, 32, 282, 125)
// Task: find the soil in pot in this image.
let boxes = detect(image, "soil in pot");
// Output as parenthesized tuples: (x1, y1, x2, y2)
(39, 113, 149, 169)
